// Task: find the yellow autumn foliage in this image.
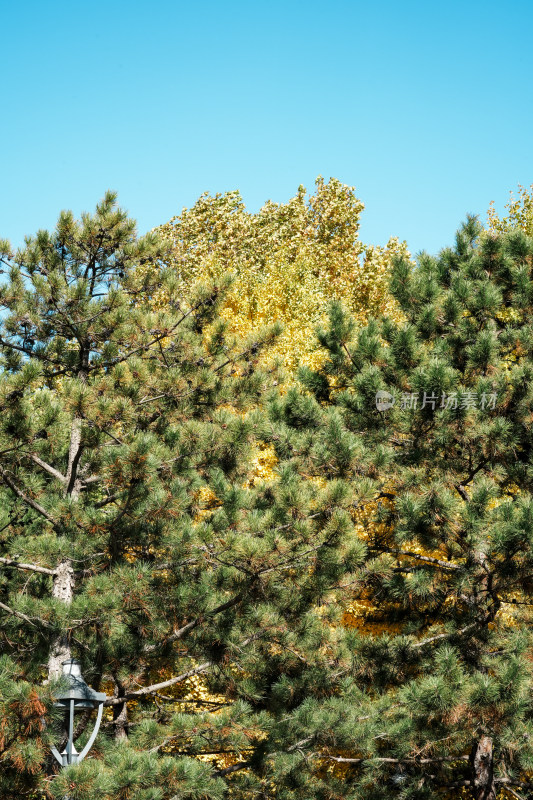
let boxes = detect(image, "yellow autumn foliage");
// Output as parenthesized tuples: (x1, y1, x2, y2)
(488, 183, 533, 235)
(155, 176, 408, 373)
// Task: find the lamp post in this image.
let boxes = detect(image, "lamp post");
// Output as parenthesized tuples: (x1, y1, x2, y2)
(51, 659, 107, 767)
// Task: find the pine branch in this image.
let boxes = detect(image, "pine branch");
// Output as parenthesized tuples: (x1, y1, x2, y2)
(378, 548, 461, 571)
(503, 788, 527, 800)
(212, 761, 252, 778)
(321, 754, 469, 765)
(459, 458, 491, 488)
(109, 633, 266, 705)
(0, 466, 57, 526)
(97, 301, 202, 372)
(94, 492, 122, 509)
(103, 662, 213, 705)
(411, 619, 485, 650)
(0, 599, 52, 629)
(27, 453, 66, 484)
(454, 484, 470, 503)
(213, 339, 265, 375)
(142, 593, 243, 654)
(0, 335, 65, 370)
(342, 342, 357, 366)
(0, 335, 38, 358)
(108, 492, 134, 527)
(0, 557, 55, 576)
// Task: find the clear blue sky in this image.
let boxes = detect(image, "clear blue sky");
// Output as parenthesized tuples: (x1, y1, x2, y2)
(2, 0, 532, 255)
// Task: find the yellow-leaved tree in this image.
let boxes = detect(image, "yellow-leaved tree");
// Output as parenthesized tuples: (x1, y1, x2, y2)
(155, 177, 409, 372)
(488, 183, 533, 235)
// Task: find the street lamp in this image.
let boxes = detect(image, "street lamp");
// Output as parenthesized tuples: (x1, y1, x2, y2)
(51, 659, 107, 767)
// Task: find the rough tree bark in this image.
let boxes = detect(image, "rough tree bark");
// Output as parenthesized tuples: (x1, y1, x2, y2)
(47, 416, 83, 680)
(470, 736, 496, 800)
(47, 560, 75, 679)
(112, 682, 129, 741)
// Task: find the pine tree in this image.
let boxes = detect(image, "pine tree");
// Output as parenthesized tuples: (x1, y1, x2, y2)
(0, 194, 363, 799)
(269, 217, 533, 799)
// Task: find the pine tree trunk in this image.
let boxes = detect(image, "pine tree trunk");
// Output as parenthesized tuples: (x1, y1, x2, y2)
(47, 416, 83, 680)
(470, 736, 496, 800)
(113, 683, 129, 741)
(47, 560, 75, 679)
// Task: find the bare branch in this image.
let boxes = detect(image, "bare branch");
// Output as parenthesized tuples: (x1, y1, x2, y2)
(321, 754, 469, 765)
(503, 787, 527, 800)
(106, 631, 267, 706)
(104, 662, 213, 706)
(95, 492, 122, 509)
(412, 620, 483, 650)
(379, 548, 461, 571)
(27, 453, 66, 484)
(81, 474, 101, 485)
(212, 761, 251, 778)
(138, 393, 169, 406)
(0, 557, 55, 576)
(287, 736, 315, 752)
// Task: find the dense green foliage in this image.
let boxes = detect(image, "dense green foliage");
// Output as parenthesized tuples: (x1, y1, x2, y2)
(270, 217, 533, 798)
(0, 655, 57, 797)
(0, 195, 364, 799)
(4, 191, 533, 800)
